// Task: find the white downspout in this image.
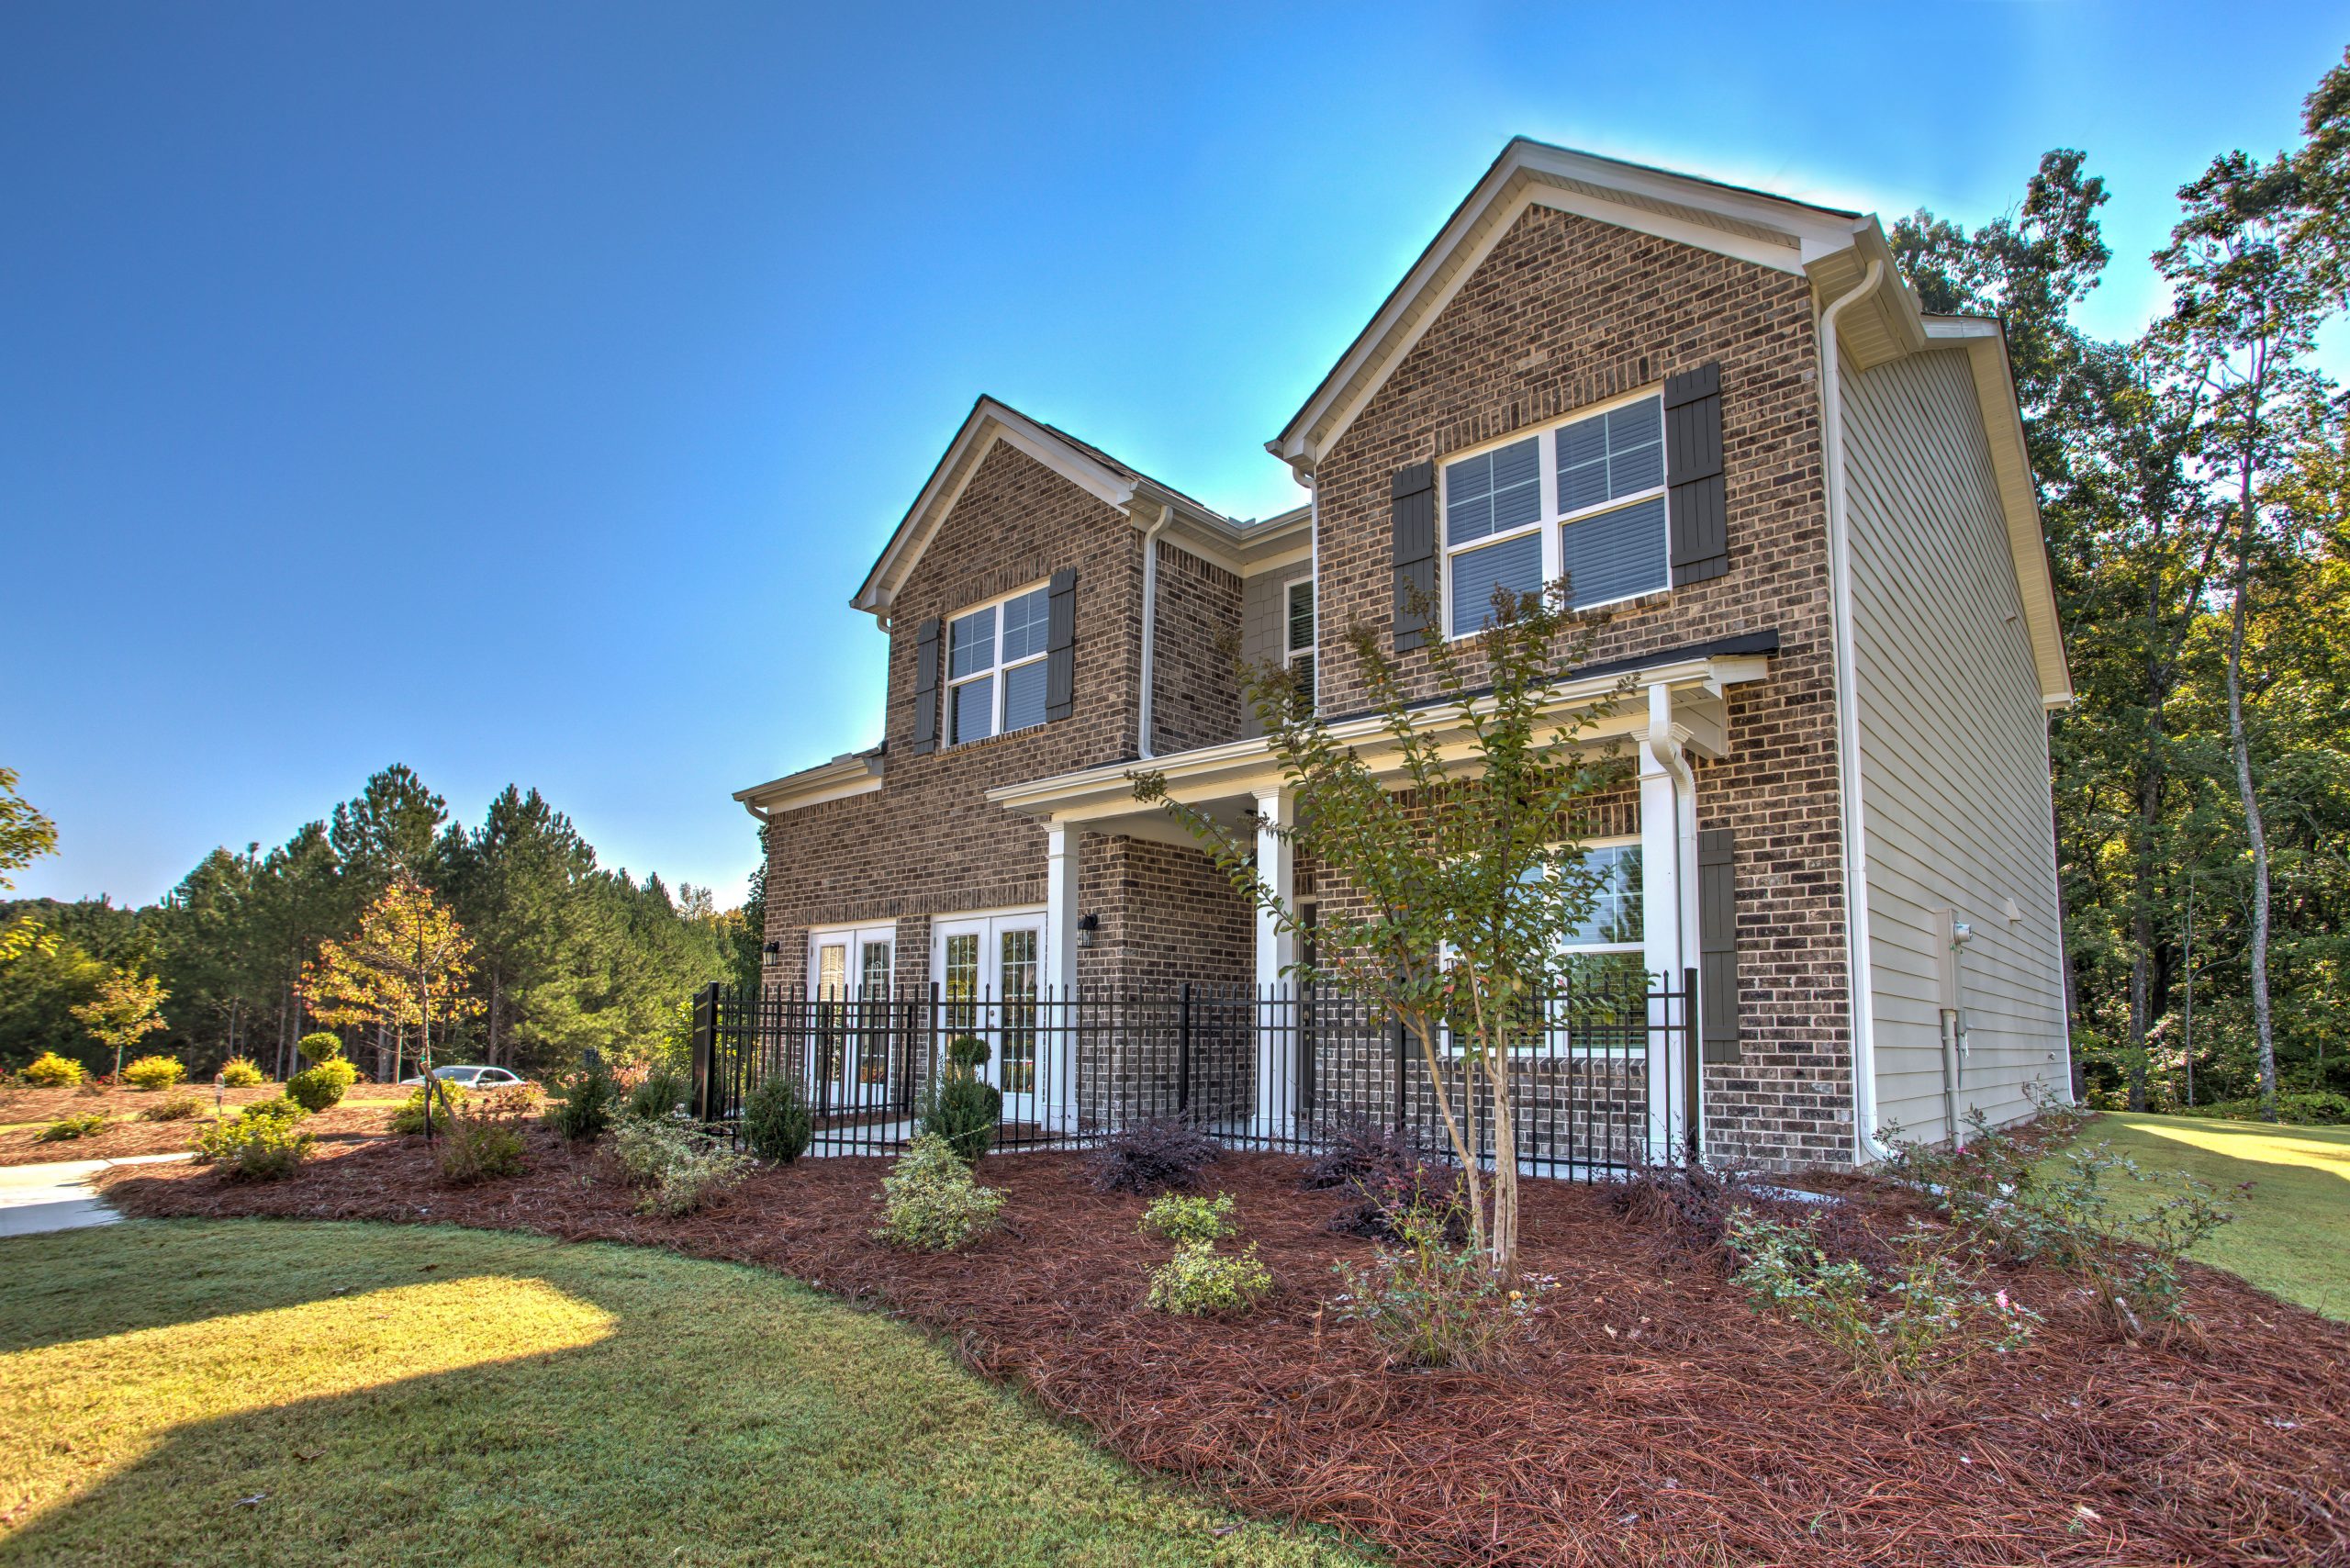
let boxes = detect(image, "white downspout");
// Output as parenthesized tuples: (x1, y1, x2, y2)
(1820, 258, 1890, 1163)
(1137, 502, 1172, 759)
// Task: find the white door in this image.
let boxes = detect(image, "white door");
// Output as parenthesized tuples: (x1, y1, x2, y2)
(932, 911, 1048, 1127)
(808, 925, 896, 1117)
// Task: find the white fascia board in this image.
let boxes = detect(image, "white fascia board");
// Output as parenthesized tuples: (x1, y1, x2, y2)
(853, 398, 1140, 620)
(735, 751, 885, 815)
(988, 652, 1765, 823)
(1921, 317, 2074, 707)
(1270, 140, 1866, 474)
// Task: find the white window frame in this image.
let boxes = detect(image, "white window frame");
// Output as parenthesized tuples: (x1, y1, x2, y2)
(1434, 837, 1649, 1058)
(1438, 386, 1671, 640)
(1282, 575, 1315, 706)
(945, 579, 1053, 746)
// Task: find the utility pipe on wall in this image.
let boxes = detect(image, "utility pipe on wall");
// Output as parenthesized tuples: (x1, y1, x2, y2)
(1136, 502, 1172, 759)
(1818, 257, 1892, 1165)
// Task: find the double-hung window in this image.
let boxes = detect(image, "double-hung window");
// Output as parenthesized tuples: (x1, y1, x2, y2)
(946, 583, 1051, 745)
(1284, 577, 1315, 709)
(1442, 392, 1670, 638)
(1562, 842, 1647, 991)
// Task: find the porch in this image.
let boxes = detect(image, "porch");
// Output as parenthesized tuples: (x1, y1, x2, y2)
(688, 972, 1698, 1179)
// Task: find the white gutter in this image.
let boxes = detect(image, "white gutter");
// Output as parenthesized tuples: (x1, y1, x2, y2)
(1136, 502, 1173, 759)
(1819, 257, 1891, 1164)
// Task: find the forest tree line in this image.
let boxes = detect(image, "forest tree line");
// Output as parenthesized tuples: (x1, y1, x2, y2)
(1896, 50, 2350, 1117)
(0, 764, 766, 1081)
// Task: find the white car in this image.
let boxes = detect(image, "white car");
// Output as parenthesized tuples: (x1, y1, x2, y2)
(397, 1065, 526, 1090)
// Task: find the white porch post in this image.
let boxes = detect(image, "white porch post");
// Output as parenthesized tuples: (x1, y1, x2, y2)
(1253, 787, 1296, 1137)
(1640, 683, 1698, 1161)
(1044, 821, 1080, 1132)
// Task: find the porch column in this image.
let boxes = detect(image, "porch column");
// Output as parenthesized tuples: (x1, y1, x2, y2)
(1640, 683, 1699, 1160)
(1253, 787, 1296, 1137)
(1044, 821, 1080, 1132)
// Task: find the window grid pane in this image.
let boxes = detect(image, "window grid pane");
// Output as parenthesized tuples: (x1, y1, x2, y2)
(1285, 581, 1314, 655)
(947, 606, 995, 679)
(1001, 660, 1047, 733)
(999, 588, 1049, 664)
(1565, 845, 1644, 947)
(950, 675, 995, 744)
(1557, 398, 1664, 516)
(1443, 436, 1539, 545)
(999, 930, 1038, 1095)
(1448, 530, 1544, 637)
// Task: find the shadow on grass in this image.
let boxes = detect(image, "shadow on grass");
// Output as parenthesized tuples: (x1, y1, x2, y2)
(0, 1220, 1370, 1568)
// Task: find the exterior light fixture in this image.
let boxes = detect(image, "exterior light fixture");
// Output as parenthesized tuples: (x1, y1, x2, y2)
(1076, 913, 1100, 949)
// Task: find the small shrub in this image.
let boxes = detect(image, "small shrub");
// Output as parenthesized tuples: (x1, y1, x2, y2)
(439, 1115, 528, 1186)
(392, 1081, 471, 1136)
(742, 1076, 812, 1163)
(18, 1051, 84, 1088)
(1087, 1116, 1220, 1193)
(1885, 1107, 2233, 1338)
(296, 1032, 344, 1066)
(1331, 1208, 1547, 1369)
(612, 1117, 750, 1216)
(121, 1056, 185, 1091)
(1613, 1159, 1887, 1274)
(621, 1062, 688, 1124)
(1727, 1208, 2036, 1396)
(1300, 1115, 1435, 1191)
(140, 1093, 203, 1123)
(543, 1061, 617, 1143)
(875, 1133, 1004, 1251)
(945, 1034, 990, 1075)
(193, 1100, 314, 1180)
(37, 1112, 107, 1142)
(218, 1057, 265, 1088)
(286, 1058, 359, 1112)
(1140, 1191, 1238, 1244)
(918, 1074, 1002, 1165)
(1147, 1241, 1273, 1316)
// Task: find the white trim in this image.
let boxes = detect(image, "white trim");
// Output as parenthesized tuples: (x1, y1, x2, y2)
(1437, 387, 1672, 638)
(945, 578, 1053, 746)
(931, 907, 1054, 1126)
(734, 749, 884, 817)
(1271, 141, 1871, 473)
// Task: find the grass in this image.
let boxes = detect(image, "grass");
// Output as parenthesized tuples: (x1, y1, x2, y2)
(0, 1220, 1373, 1568)
(2076, 1112, 2350, 1322)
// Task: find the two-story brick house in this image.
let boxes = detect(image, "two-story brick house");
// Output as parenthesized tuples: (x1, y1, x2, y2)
(734, 140, 2073, 1170)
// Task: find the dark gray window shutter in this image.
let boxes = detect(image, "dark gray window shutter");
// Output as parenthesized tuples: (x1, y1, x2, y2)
(1697, 826, 1739, 1063)
(1391, 461, 1437, 652)
(1664, 362, 1728, 587)
(911, 617, 942, 755)
(1045, 567, 1078, 721)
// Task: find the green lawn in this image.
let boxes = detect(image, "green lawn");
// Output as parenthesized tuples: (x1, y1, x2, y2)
(2078, 1112, 2350, 1321)
(0, 1220, 1373, 1568)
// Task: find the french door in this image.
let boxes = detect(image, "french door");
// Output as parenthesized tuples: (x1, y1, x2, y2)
(931, 911, 1048, 1126)
(807, 925, 897, 1117)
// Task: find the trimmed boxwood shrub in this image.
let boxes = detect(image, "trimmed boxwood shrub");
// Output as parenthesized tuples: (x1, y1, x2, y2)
(743, 1076, 812, 1163)
(140, 1093, 204, 1123)
(286, 1058, 359, 1111)
(296, 1032, 344, 1066)
(37, 1112, 107, 1142)
(193, 1100, 313, 1181)
(218, 1057, 265, 1088)
(393, 1081, 470, 1135)
(875, 1134, 1003, 1251)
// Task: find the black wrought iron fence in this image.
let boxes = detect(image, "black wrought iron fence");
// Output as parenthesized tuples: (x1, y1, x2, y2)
(688, 969, 1695, 1180)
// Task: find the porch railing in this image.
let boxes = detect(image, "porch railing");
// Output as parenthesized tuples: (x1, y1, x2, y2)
(688, 970, 1696, 1181)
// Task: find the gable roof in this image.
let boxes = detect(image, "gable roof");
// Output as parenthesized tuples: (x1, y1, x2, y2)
(1263, 136, 2068, 707)
(852, 396, 1308, 621)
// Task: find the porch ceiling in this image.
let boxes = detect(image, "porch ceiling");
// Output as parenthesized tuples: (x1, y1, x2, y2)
(989, 646, 1766, 837)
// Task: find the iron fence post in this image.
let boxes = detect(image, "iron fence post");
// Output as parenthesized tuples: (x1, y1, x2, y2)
(689, 981, 719, 1122)
(1177, 981, 1192, 1116)
(1683, 965, 1701, 1162)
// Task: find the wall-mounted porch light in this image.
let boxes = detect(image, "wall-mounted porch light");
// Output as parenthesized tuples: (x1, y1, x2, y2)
(762, 940, 782, 965)
(1075, 913, 1100, 949)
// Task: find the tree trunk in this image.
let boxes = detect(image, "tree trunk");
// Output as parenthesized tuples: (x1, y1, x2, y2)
(2225, 472, 2278, 1123)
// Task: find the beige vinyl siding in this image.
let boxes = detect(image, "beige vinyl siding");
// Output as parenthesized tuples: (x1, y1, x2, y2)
(1843, 346, 2070, 1140)
(1237, 568, 1292, 738)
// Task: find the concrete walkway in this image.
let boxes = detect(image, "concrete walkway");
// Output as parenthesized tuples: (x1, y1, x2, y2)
(0, 1153, 193, 1238)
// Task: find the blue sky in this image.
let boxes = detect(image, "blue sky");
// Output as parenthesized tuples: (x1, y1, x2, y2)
(5, 2, 2344, 907)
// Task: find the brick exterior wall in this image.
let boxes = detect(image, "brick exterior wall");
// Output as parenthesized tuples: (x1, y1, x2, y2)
(1307, 205, 1853, 1170)
(1149, 542, 1247, 755)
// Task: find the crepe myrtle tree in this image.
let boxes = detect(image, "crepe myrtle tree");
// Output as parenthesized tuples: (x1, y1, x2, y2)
(1135, 579, 1629, 1277)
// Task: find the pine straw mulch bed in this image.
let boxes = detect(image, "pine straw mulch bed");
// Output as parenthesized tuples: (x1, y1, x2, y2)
(97, 1132, 2350, 1568)
(0, 1085, 403, 1167)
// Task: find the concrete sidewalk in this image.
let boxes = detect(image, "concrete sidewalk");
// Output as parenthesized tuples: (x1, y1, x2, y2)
(0, 1153, 193, 1238)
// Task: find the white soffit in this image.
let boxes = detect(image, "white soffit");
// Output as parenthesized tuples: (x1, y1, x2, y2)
(1921, 316, 2074, 708)
(1270, 139, 1874, 473)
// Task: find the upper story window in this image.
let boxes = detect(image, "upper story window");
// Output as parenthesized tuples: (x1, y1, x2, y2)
(947, 583, 1050, 745)
(1284, 577, 1315, 709)
(1442, 392, 1670, 638)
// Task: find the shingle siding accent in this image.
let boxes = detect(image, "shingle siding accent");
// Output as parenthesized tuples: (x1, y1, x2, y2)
(1309, 204, 1853, 1170)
